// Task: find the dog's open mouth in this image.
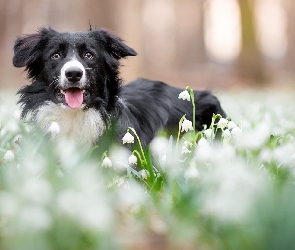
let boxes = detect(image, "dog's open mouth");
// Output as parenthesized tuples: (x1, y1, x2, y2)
(58, 87, 88, 109)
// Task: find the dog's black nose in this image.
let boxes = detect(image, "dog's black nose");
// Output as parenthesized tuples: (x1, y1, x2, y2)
(65, 67, 83, 83)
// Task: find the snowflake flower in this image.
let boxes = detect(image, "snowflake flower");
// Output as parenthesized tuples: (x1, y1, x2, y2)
(122, 132, 134, 144)
(195, 138, 211, 162)
(139, 169, 150, 179)
(183, 140, 193, 148)
(181, 119, 194, 132)
(223, 129, 231, 138)
(204, 128, 213, 138)
(184, 166, 200, 180)
(198, 137, 209, 146)
(102, 157, 112, 168)
(178, 90, 190, 101)
(181, 146, 191, 154)
(128, 154, 137, 165)
(115, 177, 125, 187)
(228, 121, 237, 130)
(217, 118, 229, 129)
(162, 154, 167, 164)
(3, 150, 15, 161)
(48, 121, 60, 136)
(231, 127, 242, 138)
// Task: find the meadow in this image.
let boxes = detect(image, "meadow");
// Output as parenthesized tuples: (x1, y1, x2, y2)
(0, 89, 295, 250)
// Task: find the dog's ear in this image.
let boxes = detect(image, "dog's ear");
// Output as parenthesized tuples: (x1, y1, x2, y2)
(13, 28, 54, 79)
(13, 32, 42, 68)
(92, 29, 137, 59)
(13, 28, 55, 68)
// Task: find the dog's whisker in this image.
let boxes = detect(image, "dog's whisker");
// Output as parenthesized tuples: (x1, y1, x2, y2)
(49, 78, 59, 88)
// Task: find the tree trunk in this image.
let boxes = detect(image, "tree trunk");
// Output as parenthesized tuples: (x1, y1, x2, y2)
(175, 0, 206, 69)
(115, 0, 144, 82)
(3, 0, 24, 88)
(237, 0, 266, 83)
(284, 0, 295, 72)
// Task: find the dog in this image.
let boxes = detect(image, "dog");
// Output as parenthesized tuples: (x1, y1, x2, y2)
(13, 27, 226, 148)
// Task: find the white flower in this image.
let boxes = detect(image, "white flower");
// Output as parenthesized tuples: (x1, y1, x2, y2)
(22, 179, 52, 204)
(116, 177, 125, 187)
(238, 123, 269, 150)
(183, 140, 193, 148)
(19, 205, 52, 231)
(162, 154, 167, 164)
(109, 145, 130, 171)
(181, 119, 194, 132)
(184, 166, 200, 180)
(3, 150, 15, 161)
(217, 118, 229, 129)
(204, 128, 213, 138)
(102, 157, 112, 168)
(150, 137, 169, 154)
(139, 169, 150, 179)
(228, 121, 237, 130)
(231, 127, 242, 138)
(223, 129, 231, 138)
(198, 137, 209, 147)
(181, 146, 191, 154)
(122, 132, 134, 144)
(195, 138, 211, 162)
(0, 193, 19, 218)
(48, 121, 60, 136)
(178, 90, 190, 101)
(259, 149, 272, 162)
(128, 154, 137, 165)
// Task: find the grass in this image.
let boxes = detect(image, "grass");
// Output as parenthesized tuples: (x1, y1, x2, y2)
(0, 90, 295, 249)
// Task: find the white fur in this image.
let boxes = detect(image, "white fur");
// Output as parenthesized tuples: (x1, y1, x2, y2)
(60, 59, 86, 87)
(36, 101, 105, 147)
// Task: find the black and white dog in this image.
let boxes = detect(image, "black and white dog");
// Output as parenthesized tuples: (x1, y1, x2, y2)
(13, 27, 226, 148)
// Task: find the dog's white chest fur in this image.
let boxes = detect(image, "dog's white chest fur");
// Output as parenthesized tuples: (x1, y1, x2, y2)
(36, 101, 105, 147)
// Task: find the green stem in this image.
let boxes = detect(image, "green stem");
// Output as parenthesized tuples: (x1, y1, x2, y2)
(132, 150, 145, 166)
(128, 127, 147, 165)
(176, 115, 187, 149)
(208, 114, 222, 143)
(194, 131, 203, 144)
(100, 150, 108, 162)
(190, 89, 196, 131)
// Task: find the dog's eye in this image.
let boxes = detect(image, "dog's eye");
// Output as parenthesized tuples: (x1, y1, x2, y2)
(51, 53, 61, 60)
(84, 52, 93, 60)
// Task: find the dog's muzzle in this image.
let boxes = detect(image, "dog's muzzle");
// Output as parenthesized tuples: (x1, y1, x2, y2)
(58, 60, 89, 109)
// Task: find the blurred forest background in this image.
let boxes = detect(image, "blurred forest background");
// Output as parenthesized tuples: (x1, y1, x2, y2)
(1, 0, 295, 91)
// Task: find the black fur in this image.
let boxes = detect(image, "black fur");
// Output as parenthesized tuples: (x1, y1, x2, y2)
(13, 27, 226, 148)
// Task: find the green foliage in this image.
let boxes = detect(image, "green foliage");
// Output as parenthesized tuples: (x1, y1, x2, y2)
(1, 91, 295, 249)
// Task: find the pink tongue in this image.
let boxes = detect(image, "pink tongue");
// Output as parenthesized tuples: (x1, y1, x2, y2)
(64, 88, 83, 108)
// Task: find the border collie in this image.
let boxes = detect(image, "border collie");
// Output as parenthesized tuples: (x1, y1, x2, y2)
(13, 27, 226, 148)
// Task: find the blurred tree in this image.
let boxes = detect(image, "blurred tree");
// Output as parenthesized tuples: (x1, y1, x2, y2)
(1, 0, 25, 88)
(285, 0, 295, 72)
(83, 0, 117, 30)
(237, 0, 266, 83)
(115, 0, 144, 81)
(22, 0, 50, 32)
(175, 0, 206, 69)
(0, 0, 7, 56)
(0, 0, 6, 86)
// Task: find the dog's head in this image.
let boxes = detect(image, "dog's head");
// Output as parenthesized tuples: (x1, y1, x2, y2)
(13, 27, 137, 110)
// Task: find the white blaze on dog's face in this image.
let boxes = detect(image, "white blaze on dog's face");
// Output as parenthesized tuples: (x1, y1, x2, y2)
(60, 59, 86, 88)
(50, 42, 95, 110)
(60, 59, 87, 109)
